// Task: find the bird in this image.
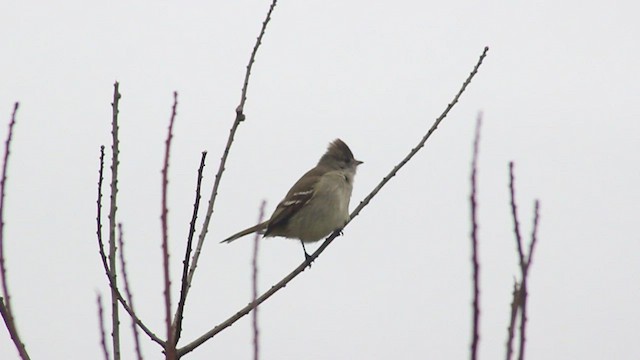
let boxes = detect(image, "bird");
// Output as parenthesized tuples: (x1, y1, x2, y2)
(221, 139, 363, 261)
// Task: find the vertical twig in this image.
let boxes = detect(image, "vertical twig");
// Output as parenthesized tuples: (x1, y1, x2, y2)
(173, 151, 208, 345)
(508, 163, 541, 360)
(117, 224, 143, 360)
(0, 102, 30, 360)
(505, 280, 520, 360)
(97, 294, 111, 360)
(469, 113, 482, 360)
(509, 162, 525, 270)
(516, 201, 540, 360)
(109, 82, 122, 360)
(183, 0, 279, 303)
(161, 92, 179, 360)
(252, 201, 266, 360)
(96, 145, 164, 346)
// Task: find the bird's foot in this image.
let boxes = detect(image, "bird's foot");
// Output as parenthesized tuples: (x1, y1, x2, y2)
(304, 251, 314, 268)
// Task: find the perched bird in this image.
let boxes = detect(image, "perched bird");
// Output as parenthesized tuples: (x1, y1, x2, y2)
(221, 139, 363, 260)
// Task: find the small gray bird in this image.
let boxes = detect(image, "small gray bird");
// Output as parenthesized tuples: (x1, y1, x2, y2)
(221, 139, 363, 259)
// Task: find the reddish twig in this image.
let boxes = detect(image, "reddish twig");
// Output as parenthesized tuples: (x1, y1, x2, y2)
(183, 0, 279, 303)
(117, 224, 143, 360)
(252, 201, 266, 360)
(469, 113, 482, 360)
(97, 145, 164, 346)
(172, 151, 208, 346)
(161, 91, 179, 360)
(97, 294, 111, 360)
(177, 46, 490, 357)
(0, 102, 30, 360)
(108, 82, 122, 360)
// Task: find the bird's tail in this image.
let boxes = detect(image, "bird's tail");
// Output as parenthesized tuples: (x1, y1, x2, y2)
(220, 221, 269, 243)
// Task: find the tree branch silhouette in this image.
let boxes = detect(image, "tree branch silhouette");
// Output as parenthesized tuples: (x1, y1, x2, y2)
(177, 45, 490, 357)
(507, 163, 541, 360)
(173, 151, 207, 346)
(0, 102, 30, 360)
(161, 92, 179, 360)
(469, 113, 483, 360)
(181, 0, 279, 313)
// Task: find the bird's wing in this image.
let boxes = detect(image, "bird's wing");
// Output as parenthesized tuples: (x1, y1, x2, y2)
(265, 167, 321, 235)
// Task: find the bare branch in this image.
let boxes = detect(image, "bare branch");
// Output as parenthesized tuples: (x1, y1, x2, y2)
(182, 0, 279, 314)
(97, 294, 111, 360)
(97, 144, 164, 347)
(527, 201, 540, 270)
(117, 224, 143, 360)
(109, 82, 122, 360)
(469, 113, 482, 360)
(509, 162, 525, 270)
(252, 201, 266, 360)
(517, 201, 541, 360)
(508, 164, 542, 360)
(505, 280, 521, 360)
(161, 91, 179, 360)
(177, 45, 490, 357)
(173, 151, 208, 345)
(347, 47, 489, 224)
(0, 102, 30, 360)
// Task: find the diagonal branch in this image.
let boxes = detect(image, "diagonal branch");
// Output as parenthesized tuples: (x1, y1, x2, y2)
(0, 102, 30, 360)
(177, 45, 490, 357)
(182, 0, 279, 312)
(527, 201, 540, 270)
(172, 151, 208, 346)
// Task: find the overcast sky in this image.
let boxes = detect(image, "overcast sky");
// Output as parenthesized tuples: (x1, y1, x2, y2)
(1, 1, 639, 359)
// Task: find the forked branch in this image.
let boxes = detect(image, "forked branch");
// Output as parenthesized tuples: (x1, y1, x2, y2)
(177, 46, 490, 357)
(180, 0, 279, 314)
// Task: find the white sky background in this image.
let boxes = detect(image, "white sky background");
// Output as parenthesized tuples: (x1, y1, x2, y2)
(1, 1, 639, 359)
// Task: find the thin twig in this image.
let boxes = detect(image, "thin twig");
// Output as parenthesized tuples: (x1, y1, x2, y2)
(97, 294, 111, 360)
(117, 224, 143, 360)
(97, 146, 164, 347)
(527, 201, 540, 269)
(173, 151, 208, 345)
(469, 113, 482, 360)
(509, 162, 525, 270)
(161, 91, 179, 360)
(177, 46, 490, 357)
(109, 82, 122, 360)
(517, 200, 540, 360)
(508, 164, 542, 360)
(183, 0, 278, 313)
(252, 201, 266, 360)
(505, 280, 520, 360)
(0, 102, 30, 360)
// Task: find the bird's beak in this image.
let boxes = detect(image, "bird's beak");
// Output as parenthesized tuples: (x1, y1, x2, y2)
(355, 160, 364, 166)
